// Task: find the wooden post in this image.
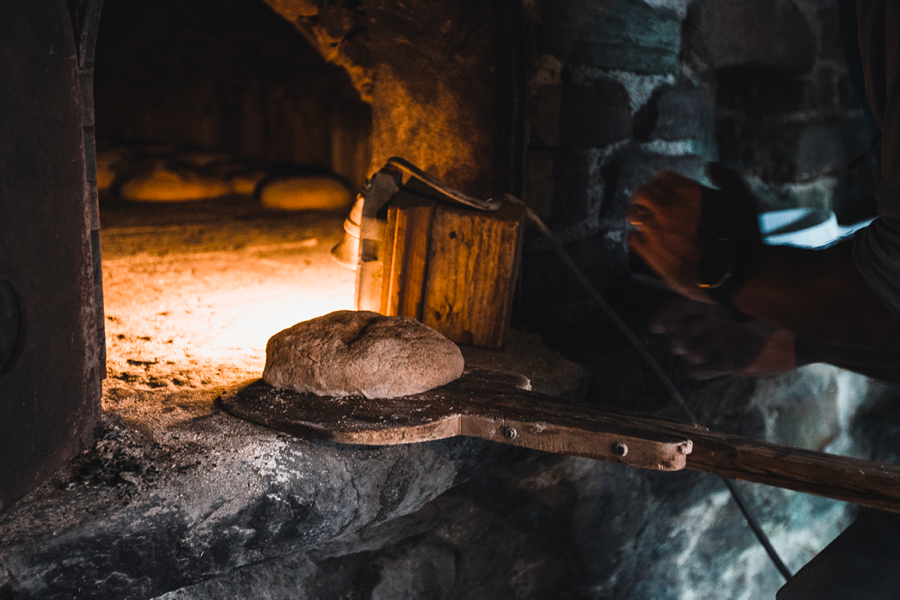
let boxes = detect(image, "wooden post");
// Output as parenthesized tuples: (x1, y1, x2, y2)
(378, 188, 525, 348)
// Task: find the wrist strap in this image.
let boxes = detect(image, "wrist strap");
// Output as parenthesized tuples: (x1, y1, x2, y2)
(700, 241, 765, 319)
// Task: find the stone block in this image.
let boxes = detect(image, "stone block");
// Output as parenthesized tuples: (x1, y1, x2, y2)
(189, 443, 868, 600)
(715, 65, 812, 117)
(850, 380, 900, 464)
(153, 451, 855, 600)
(535, 0, 681, 74)
(0, 410, 495, 599)
(603, 148, 707, 229)
(798, 117, 875, 183)
(560, 78, 633, 149)
(548, 148, 606, 229)
(75, 344, 873, 600)
(816, 4, 844, 62)
(529, 84, 564, 147)
(716, 114, 877, 185)
(366, 0, 510, 198)
(790, 120, 866, 182)
(751, 365, 842, 452)
(683, 0, 816, 73)
(530, 77, 632, 150)
(814, 64, 840, 111)
(634, 79, 713, 142)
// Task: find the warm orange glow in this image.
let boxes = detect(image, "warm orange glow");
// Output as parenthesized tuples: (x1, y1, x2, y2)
(101, 216, 355, 390)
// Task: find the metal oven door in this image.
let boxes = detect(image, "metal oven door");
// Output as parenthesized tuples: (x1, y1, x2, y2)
(0, 0, 102, 513)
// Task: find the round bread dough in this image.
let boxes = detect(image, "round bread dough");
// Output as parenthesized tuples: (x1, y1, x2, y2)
(262, 310, 465, 399)
(257, 175, 352, 211)
(119, 164, 231, 201)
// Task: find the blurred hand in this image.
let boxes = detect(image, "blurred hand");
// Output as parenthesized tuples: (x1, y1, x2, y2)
(628, 165, 762, 305)
(628, 171, 709, 302)
(651, 296, 796, 379)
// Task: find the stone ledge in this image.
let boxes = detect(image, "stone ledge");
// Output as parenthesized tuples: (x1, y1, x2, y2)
(0, 331, 588, 600)
(0, 401, 509, 600)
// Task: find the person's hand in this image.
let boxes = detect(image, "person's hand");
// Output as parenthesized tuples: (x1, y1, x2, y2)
(627, 164, 762, 305)
(651, 296, 796, 379)
(628, 171, 710, 302)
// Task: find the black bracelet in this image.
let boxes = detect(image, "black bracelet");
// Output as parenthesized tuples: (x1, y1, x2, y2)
(697, 238, 764, 319)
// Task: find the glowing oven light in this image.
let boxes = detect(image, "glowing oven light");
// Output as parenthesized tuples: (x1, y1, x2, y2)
(102, 228, 356, 385)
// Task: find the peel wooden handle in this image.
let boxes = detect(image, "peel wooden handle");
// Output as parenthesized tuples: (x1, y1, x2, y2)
(458, 413, 693, 471)
(220, 370, 900, 513)
(684, 432, 900, 514)
(219, 374, 695, 472)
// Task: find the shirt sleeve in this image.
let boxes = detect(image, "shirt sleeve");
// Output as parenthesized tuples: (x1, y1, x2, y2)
(851, 0, 900, 320)
(853, 218, 900, 321)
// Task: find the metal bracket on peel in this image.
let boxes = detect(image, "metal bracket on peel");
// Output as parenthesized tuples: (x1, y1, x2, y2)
(386, 157, 502, 212)
(355, 169, 401, 311)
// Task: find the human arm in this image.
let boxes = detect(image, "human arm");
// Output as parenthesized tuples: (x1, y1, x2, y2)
(629, 171, 900, 353)
(730, 240, 900, 351)
(651, 294, 900, 383)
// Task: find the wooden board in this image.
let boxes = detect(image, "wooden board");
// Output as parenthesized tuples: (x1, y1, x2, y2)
(220, 370, 900, 514)
(421, 199, 525, 347)
(376, 188, 526, 348)
(380, 195, 435, 318)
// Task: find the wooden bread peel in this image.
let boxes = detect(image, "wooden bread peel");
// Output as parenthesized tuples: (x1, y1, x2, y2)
(220, 369, 900, 514)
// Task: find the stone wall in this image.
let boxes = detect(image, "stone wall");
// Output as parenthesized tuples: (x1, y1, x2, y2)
(520, 0, 880, 327)
(261, 0, 522, 199)
(504, 1, 893, 598)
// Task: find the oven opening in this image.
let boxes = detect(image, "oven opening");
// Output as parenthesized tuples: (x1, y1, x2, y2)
(94, 0, 370, 391)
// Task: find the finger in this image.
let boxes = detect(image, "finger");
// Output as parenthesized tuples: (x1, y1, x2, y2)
(682, 338, 713, 365)
(690, 362, 738, 379)
(627, 229, 648, 254)
(626, 203, 654, 228)
(688, 354, 740, 380)
(688, 365, 729, 380)
(650, 297, 706, 333)
(671, 336, 711, 363)
(670, 322, 711, 359)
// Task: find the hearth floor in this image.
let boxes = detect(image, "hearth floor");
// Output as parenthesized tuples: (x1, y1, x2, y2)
(99, 195, 356, 426)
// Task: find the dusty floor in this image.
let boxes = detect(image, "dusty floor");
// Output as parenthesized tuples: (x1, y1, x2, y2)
(100, 195, 356, 422)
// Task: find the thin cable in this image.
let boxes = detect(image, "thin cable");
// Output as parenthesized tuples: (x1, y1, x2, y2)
(721, 478, 793, 580)
(524, 206, 792, 581)
(524, 209, 691, 417)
